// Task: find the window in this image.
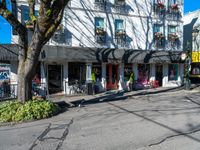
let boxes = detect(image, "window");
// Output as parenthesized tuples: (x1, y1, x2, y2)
(168, 25, 176, 34)
(138, 64, 150, 83)
(68, 62, 86, 85)
(191, 63, 200, 75)
(12, 0, 18, 35)
(115, 19, 124, 31)
(168, 64, 178, 81)
(168, 0, 176, 5)
(95, 17, 106, 44)
(92, 63, 102, 82)
(124, 64, 132, 82)
(95, 17, 104, 29)
(22, 7, 39, 23)
(154, 24, 163, 33)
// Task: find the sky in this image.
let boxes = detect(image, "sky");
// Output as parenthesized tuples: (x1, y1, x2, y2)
(184, 0, 200, 14)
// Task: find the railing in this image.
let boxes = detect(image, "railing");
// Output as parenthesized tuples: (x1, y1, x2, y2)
(153, 3, 166, 18)
(0, 83, 47, 101)
(65, 80, 87, 95)
(114, 0, 126, 14)
(94, 0, 106, 11)
(0, 83, 17, 100)
(115, 35, 126, 48)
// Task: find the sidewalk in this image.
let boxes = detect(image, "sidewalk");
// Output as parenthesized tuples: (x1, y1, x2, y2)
(49, 86, 185, 107)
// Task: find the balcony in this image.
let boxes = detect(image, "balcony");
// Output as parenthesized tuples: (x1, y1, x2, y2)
(94, 0, 106, 11)
(167, 4, 181, 20)
(153, 2, 165, 17)
(115, 29, 126, 48)
(95, 27, 106, 44)
(114, 0, 126, 13)
(154, 32, 165, 48)
(167, 33, 180, 50)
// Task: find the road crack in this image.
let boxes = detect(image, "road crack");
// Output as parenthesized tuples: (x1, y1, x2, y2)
(29, 118, 73, 150)
(149, 128, 200, 147)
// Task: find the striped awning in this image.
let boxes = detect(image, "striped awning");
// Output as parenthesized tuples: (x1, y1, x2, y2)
(0, 44, 182, 63)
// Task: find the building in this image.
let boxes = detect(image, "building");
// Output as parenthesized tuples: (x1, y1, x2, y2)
(183, 10, 200, 83)
(0, 0, 184, 96)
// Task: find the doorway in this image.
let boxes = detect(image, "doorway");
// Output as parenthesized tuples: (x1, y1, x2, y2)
(155, 64, 163, 86)
(48, 65, 63, 94)
(106, 64, 119, 90)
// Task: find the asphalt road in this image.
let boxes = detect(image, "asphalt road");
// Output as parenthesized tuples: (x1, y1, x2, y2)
(0, 89, 200, 150)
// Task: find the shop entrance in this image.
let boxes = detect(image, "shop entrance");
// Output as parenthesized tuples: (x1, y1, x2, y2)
(106, 64, 119, 90)
(48, 65, 62, 94)
(155, 64, 163, 86)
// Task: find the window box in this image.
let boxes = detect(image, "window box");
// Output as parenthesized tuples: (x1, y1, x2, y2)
(154, 32, 165, 40)
(168, 33, 179, 41)
(115, 29, 126, 36)
(171, 4, 179, 10)
(96, 27, 106, 35)
(115, 0, 125, 5)
(156, 2, 165, 9)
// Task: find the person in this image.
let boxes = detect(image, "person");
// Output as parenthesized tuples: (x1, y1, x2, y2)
(33, 74, 40, 84)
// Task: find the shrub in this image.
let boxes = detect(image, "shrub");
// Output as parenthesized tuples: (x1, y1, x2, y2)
(0, 100, 60, 123)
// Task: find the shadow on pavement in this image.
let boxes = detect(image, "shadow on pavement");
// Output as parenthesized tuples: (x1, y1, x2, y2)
(71, 86, 185, 107)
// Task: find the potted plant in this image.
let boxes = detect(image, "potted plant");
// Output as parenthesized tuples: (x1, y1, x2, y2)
(25, 20, 34, 29)
(128, 72, 135, 91)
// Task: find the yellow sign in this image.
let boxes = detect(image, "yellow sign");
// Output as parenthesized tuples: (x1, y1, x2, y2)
(192, 52, 200, 62)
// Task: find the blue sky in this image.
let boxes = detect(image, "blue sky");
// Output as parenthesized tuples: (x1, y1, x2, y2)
(184, 0, 200, 14)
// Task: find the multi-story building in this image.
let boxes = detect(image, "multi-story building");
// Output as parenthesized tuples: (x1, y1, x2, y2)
(183, 10, 200, 83)
(0, 0, 184, 96)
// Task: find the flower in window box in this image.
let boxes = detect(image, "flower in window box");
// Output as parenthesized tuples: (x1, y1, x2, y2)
(25, 20, 34, 29)
(157, 2, 165, 9)
(171, 4, 179, 10)
(96, 27, 106, 35)
(115, 0, 125, 5)
(168, 33, 179, 41)
(154, 32, 164, 40)
(115, 29, 126, 36)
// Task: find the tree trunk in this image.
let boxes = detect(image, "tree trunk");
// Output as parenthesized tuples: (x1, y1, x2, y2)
(17, 48, 39, 103)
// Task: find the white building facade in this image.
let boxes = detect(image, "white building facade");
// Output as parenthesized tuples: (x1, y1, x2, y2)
(0, 0, 184, 95)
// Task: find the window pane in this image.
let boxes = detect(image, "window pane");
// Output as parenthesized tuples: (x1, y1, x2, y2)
(169, 26, 176, 33)
(115, 19, 123, 30)
(168, 64, 178, 81)
(138, 64, 150, 83)
(154, 24, 162, 32)
(95, 18, 104, 28)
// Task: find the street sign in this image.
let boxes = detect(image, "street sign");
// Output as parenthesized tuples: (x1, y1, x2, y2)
(192, 52, 200, 62)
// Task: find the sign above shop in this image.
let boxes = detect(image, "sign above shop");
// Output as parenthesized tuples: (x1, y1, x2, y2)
(192, 52, 200, 63)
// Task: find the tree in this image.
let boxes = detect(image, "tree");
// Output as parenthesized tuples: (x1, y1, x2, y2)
(0, 0, 70, 103)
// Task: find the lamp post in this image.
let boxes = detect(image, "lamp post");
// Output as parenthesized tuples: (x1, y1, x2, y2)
(181, 51, 191, 90)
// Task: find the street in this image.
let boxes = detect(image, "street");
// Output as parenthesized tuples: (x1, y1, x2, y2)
(0, 89, 200, 150)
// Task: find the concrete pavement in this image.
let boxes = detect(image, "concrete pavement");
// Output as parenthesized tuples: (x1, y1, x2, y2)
(0, 88, 200, 150)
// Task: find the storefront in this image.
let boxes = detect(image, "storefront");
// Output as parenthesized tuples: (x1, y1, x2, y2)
(0, 45, 184, 96)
